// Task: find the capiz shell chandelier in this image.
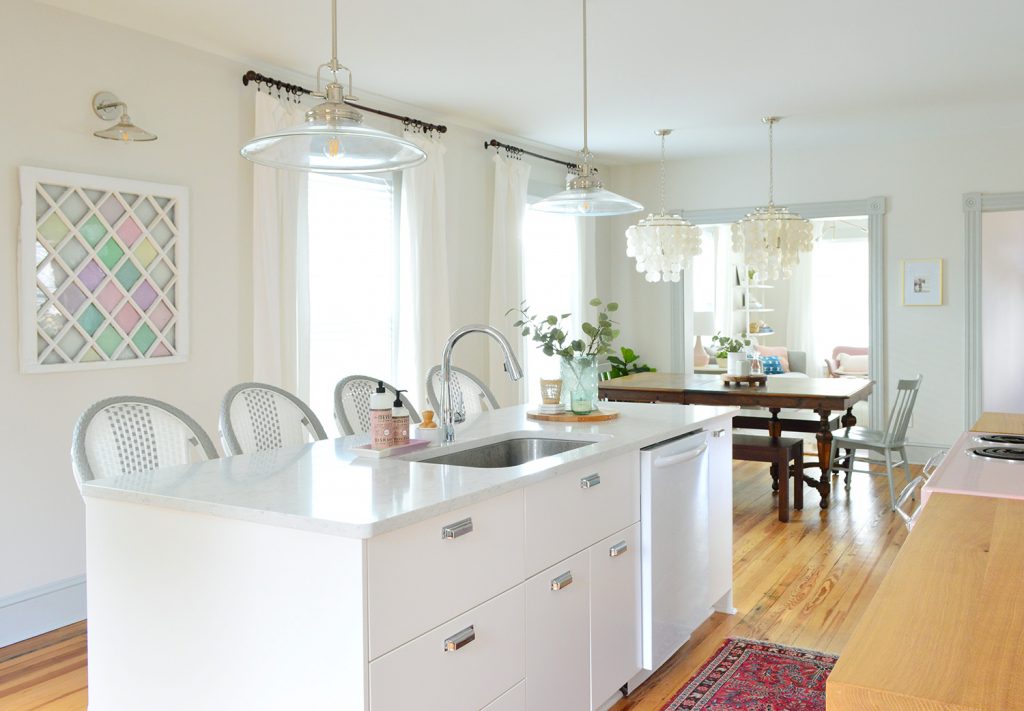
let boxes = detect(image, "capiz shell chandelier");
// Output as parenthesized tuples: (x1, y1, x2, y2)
(625, 129, 701, 282)
(731, 117, 813, 280)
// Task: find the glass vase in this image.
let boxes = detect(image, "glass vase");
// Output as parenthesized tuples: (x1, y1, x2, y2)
(560, 355, 598, 415)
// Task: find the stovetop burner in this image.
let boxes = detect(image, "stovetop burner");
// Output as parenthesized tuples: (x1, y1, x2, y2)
(968, 447, 1024, 463)
(977, 434, 1024, 446)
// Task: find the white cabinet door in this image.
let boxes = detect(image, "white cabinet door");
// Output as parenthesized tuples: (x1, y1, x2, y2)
(482, 681, 526, 711)
(589, 523, 641, 711)
(706, 420, 733, 610)
(525, 550, 591, 711)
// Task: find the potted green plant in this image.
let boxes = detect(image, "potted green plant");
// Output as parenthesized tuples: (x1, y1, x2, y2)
(607, 346, 655, 379)
(710, 332, 751, 369)
(509, 298, 619, 414)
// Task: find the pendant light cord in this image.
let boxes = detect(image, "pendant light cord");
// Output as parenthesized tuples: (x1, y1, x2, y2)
(331, 0, 338, 68)
(581, 0, 589, 156)
(659, 132, 666, 214)
(767, 117, 775, 205)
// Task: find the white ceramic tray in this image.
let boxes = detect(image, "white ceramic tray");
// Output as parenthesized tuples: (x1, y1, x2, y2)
(350, 439, 431, 458)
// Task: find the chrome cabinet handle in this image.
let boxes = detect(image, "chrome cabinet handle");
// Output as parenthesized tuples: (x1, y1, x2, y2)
(551, 571, 573, 591)
(713, 429, 726, 438)
(441, 517, 473, 540)
(609, 541, 628, 557)
(580, 473, 601, 489)
(443, 625, 475, 652)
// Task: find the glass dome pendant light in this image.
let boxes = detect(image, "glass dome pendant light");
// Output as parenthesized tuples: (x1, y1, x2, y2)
(625, 129, 702, 283)
(240, 0, 426, 174)
(532, 0, 642, 216)
(731, 116, 813, 280)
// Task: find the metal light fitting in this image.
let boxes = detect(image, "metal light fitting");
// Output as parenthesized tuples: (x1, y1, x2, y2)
(92, 91, 157, 142)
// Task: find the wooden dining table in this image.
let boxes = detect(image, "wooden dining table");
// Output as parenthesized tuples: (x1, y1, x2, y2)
(598, 373, 874, 509)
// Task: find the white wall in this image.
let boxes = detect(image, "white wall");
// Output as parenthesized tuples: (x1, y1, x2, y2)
(598, 127, 1024, 450)
(981, 210, 1024, 412)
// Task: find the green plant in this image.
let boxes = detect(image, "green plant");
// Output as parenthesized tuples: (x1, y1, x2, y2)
(710, 332, 751, 359)
(507, 298, 620, 358)
(607, 346, 655, 378)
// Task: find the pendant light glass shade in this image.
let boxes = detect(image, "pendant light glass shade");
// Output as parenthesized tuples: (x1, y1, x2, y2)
(240, 0, 426, 174)
(731, 117, 813, 280)
(625, 129, 701, 282)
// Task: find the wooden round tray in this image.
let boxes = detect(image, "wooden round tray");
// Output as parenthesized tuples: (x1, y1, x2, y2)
(721, 373, 767, 387)
(527, 409, 619, 422)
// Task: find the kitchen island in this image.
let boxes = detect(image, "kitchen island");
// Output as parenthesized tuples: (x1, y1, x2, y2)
(81, 402, 735, 711)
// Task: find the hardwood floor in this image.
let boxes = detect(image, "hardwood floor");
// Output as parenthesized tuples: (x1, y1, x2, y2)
(0, 458, 911, 710)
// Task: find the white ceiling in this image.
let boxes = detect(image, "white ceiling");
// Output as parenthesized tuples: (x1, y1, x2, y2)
(39, 0, 1024, 162)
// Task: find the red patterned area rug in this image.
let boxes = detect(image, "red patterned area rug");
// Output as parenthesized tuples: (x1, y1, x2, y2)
(660, 637, 838, 710)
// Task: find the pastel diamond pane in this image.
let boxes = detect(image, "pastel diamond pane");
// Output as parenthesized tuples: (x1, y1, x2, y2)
(42, 184, 66, 202)
(80, 215, 107, 247)
(59, 237, 88, 269)
(37, 334, 49, 357)
(78, 304, 105, 336)
(122, 193, 139, 206)
(165, 325, 176, 348)
(38, 260, 68, 291)
(97, 237, 125, 269)
(78, 260, 105, 292)
(58, 283, 87, 315)
(132, 323, 157, 354)
(135, 199, 157, 227)
(150, 343, 172, 358)
(150, 260, 173, 289)
(149, 300, 173, 330)
(35, 242, 48, 267)
(99, 195, 125, 225)
(132, 280, 158, 311)
(42, 351, 65, 365)
(96, 325, 122, 358)
(98, 282, 124, 312)
(39, 213, 69, 245)
(115, 303, 141, 333)
(134, 238, 158, 268)
(117, 347, 138, 361)
(61, 192, 88, 225)
(58, 328, 86, 359)
(35, 288, 47, 308)
(36, 191, 50, 220)
(166, 285, 176, 307)
(37, 304, 66, 337)
(81, 347, 102, 363)
(117, 216, 143, 247)
(82, 189, 104, 205)
(115, 261, 141, 290)
(151, 219, 173, 247)
(166, 205, 175, 222)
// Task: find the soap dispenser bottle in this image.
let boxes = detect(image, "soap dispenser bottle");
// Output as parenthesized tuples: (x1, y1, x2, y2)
(369, 381, 393, 450)
(391, 390, 410, 446)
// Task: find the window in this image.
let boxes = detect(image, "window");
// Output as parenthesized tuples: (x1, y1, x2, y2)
(307, 173, 399, 429)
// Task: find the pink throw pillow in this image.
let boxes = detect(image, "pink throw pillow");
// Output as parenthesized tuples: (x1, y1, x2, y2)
(756, 345, 789, 372)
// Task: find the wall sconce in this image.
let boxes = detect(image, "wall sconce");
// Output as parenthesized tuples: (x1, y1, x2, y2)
(92, 91, 157, 142)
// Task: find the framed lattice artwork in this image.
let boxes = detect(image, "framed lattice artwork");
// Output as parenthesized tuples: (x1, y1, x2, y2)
(18, 167, 189, 373)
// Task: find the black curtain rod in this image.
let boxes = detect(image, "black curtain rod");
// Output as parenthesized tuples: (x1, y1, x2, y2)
(241, 70, 447, 135)
(484, 139, 590, 174)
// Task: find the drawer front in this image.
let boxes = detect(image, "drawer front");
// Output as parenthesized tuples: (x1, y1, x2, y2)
(367, 489, 525, 658)
(369, 585, 526, 711)
(524, 451, 639, 575)
(590, 523, 642, 710)
(482, 680, 526, 711)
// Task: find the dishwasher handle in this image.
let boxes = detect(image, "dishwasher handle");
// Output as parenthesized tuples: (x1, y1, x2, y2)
(653, 443, 708, 468)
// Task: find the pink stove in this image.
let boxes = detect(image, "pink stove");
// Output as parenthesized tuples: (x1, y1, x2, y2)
(923, 429, 1024, 504)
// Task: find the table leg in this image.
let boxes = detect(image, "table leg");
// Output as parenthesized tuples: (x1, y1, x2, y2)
(838, 406, 857, 478)
(768, 408, 782, 441)
(777, 448, 790, 523)
(812, 408, 834, 509)
(794, 447, 804, 510)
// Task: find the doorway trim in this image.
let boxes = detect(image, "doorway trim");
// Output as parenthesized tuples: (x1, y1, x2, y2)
(963, 191, 1024, 427)
(675, 197, 887, 427)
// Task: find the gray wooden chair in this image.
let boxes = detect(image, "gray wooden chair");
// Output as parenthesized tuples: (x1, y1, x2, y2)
(219, 382, 328, 456)
(425, 365, 499, 422)
(334, 376, 420, 436)
(830, 375, 923, 510)
(71, 396, 218, 490)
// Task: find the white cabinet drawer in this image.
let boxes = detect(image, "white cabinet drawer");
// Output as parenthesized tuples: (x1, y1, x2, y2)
(590, 523, 641, 710)
(525, 550, 591, 711)
(482, 680, 526, 711)
(367, 489, 525, 658)
(369, 585, 526, 711)
(524, 451, 639, 575)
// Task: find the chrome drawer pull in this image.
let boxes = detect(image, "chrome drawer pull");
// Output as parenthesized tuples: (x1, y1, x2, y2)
(713, 429, 726, 438)
(551, 571, 573, 591)
(609, 541, 628, 557)
(580, 473, 601, 489)
(443, 625, 475, 652)
(441, 517, 473, 540)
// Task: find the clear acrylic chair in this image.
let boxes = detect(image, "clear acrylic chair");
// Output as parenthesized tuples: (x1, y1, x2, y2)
(425, 365, 500, 423)
(219, 382, 328, 456)
(70, 396, 218, 490)
(830, 374, 923, 510)
(334, 376, 421, 436)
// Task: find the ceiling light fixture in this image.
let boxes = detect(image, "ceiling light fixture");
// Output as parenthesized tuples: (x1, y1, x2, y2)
(625, 129, 701, 282)
(240, 0, 426, 174)
(532, 0, 642, 216)
(92, 92, 156, 142)
(731, 117, 813, 280)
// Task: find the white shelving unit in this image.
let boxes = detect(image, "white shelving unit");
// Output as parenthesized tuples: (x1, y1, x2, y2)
(733, 267, 775, 340)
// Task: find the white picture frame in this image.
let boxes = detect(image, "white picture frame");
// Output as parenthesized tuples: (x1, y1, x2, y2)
(901, 258, 943, 307)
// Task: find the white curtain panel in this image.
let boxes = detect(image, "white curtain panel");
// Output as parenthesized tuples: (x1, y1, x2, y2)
(575, 218, 598, 328)
(251, 92, 309, 395)
(398, 132, 451, 409)
(488, 154, 532, 406)
(785, 243, 816, 371)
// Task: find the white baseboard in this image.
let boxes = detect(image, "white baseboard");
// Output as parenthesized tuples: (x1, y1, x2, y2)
(0, 575, 86, 647)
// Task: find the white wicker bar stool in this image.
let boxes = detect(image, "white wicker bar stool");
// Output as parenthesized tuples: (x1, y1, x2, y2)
(219, 382, 328, 456)
(425, 365, 500, 423)
(334, 376, 421, 436)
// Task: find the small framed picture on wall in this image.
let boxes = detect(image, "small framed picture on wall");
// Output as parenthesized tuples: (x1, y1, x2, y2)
(902, 259, 943, 306)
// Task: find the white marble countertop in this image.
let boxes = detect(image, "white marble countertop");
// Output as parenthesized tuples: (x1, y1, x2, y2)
(82, 403, 734, 538)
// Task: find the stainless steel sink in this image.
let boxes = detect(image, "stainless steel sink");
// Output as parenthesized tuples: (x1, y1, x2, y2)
(418, 437, 594, 468)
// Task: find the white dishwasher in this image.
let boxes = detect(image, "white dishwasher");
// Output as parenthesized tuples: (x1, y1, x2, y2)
(639, 429, 711, 672)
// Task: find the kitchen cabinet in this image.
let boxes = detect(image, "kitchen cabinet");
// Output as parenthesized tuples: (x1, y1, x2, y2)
(706, 424, 734, 611)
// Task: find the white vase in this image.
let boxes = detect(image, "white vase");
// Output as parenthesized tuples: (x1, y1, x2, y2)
(727, 352, 749, 376)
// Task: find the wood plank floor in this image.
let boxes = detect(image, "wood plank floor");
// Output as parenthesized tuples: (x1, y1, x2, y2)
(0, 458, 912, 710)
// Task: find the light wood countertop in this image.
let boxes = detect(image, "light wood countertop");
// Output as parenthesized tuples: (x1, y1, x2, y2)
(827, 493, 1024, 710)
(972, 411, 1024, 435)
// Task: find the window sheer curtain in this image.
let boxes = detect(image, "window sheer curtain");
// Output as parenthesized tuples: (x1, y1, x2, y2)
(251, 92, 309, 395)
(488, 154, 531, 405)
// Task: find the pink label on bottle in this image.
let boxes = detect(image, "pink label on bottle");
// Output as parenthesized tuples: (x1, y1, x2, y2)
(370, 410, 393, 450)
